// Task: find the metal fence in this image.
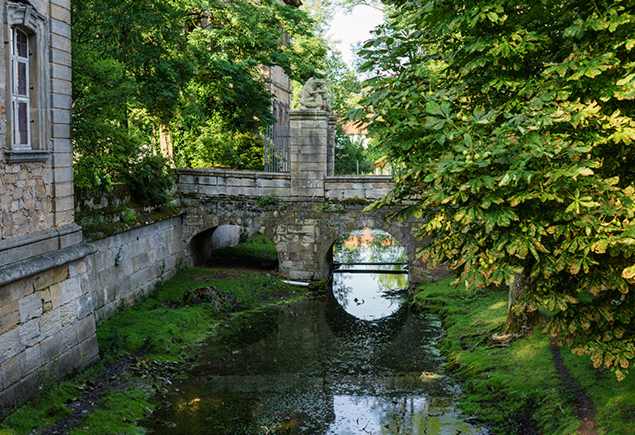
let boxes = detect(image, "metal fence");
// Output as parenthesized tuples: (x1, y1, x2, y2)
(264, 124, 290, 173)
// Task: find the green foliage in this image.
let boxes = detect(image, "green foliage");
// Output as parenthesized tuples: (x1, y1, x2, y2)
(356, 0, 635, 378)
(213, 232, 279, 261)
(68, 389, 153, 435)
(174, 116, 263, 169)
(120, 208, 137, 223)
(560, 347, 635, 435)
(122, 155, 174, 206)
(0, 365, 104, 435)
(334, 124, 373, 175)
(258, 194, 277, 207)
(72, 0, 326, 185)
(413, 279, 580, 434)
(96, 267, 300, 362)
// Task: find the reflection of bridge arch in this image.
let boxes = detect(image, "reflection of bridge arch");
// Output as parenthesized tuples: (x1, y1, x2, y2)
(325, 289, 408, 344)
(316, 219, 415, 282)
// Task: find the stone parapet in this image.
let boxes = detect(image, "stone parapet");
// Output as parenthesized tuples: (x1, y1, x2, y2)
(325, 175, 394, 201)
(0, 247, 98, 420)
(0, 223, 83, 269)
(327, 116, 336, 176)
(176, 168, 291, 199)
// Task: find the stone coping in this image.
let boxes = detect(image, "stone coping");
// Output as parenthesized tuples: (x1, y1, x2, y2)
(325, 175, 394, 183)
(0, 241, 97, 288)
(0, 223, 82, 252)
(175, 168, 291, 180)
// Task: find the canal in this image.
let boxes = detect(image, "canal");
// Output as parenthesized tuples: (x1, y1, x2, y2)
(143, 228, 488, 434)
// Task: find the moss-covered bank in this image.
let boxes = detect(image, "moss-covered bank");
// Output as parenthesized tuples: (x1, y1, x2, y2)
(0, 267, 314, 435)
(413, 278, 635, 435)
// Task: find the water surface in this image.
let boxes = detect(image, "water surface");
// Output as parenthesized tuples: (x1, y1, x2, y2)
(144, 229, 487, 434)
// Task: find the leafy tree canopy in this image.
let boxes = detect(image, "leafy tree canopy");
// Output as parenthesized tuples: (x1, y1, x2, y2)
(354, 0, 635, 379)
(72, 0, 325, 188)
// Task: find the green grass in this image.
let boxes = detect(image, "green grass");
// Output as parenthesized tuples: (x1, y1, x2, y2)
(1, 268, 308, 435)
(68, 387, 153, 435)
(0, 365, 103, 434)
(98, 267, 302, 362)
(559, 346, 635, 435)
(413, 279, 580, 434)
(213, 232, 278, 261)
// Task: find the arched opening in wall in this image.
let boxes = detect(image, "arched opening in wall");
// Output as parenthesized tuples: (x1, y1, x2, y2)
(330, 227, 408, 320)
(189, 225, 279, 271)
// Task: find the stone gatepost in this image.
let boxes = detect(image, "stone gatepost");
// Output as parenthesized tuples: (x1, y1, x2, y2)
(327, 116, 337, 176)
(289, 109, 330, 197)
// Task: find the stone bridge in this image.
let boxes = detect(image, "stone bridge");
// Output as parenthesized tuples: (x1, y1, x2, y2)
(175, 109, 443, 286)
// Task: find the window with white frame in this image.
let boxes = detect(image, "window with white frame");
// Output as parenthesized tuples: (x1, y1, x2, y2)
(11, 27, 30, 149)
(3, 2, 50, 162)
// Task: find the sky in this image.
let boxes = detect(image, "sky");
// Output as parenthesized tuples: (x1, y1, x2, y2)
(327, 5, 384, 68)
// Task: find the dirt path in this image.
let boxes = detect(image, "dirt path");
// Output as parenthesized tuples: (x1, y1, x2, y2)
(549, 338, 598, 435)
(34, 356, 134, 435)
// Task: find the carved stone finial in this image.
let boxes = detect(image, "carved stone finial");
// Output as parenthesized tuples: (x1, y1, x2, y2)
(299, 77, 327, 111)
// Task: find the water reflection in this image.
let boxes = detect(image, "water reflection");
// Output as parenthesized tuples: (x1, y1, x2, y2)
(332, 228, 408, 320)
(143, 298, 487, 434)
(142, 227, 487, 434)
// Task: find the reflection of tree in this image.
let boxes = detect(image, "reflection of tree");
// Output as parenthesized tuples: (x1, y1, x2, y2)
(333, 228, 408, 265)
(332, 275, 353, 309)
(373, 272, 408, 293)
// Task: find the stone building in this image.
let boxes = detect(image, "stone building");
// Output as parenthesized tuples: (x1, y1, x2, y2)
(0, 0, 99, 417)
(261, 0, 302, 127)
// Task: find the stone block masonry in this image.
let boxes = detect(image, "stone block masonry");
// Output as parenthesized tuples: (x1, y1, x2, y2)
(289, 110, 329, 198)
(0, 253, 99, 419)
(176, 168, 291, 199)
(85, 216, 187, 324)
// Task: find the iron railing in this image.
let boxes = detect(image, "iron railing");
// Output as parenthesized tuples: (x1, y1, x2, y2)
(264, 124, 290, 173)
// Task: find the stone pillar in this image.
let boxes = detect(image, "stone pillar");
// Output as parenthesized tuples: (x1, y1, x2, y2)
(289, 110, 330, 197)
(327, 116, 337, 176)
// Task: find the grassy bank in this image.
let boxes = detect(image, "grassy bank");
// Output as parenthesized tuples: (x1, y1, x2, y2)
(413, 278, 635, 435)
(0, 267, 312, 435)
(212, 232, 278, 262)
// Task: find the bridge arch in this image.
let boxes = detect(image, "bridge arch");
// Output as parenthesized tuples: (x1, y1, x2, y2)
(316, 217, 416, 282)
(185, 213, 269, 266)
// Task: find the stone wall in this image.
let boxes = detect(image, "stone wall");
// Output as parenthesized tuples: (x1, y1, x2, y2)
(0, 247, 99, 419)
(324, 175, 393, 201)
(0, 162, 53, 239)
(75, 184, 134, 214)
(1, 0, 75, 240)
(85, 216, 186, 324)
(0, 0, 95, 418)
(176, 168, 291, 198)
(181, 197, 443, 285)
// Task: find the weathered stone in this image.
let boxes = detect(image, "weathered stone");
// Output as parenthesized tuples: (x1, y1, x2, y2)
(59, 276, 82, 306)
(1, 355, 20, 388)
(33, 265, 69, 291)
(40, 333, 61, 365)
(20, 344, 42, 376)
(75, 294, 93, 320)
(18, 319, 41, 349)
(18, 292, 43, 323)
(77, 314, 96, 343)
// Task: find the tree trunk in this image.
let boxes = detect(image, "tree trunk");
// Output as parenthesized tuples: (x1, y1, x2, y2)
(503, 273, 542, 335)
(159, 124, 174, 160)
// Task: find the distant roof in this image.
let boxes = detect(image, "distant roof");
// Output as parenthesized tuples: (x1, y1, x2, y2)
(341, 120, 368, 136)
(283, 0, 302, 7)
